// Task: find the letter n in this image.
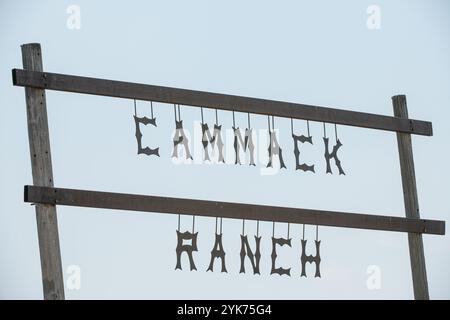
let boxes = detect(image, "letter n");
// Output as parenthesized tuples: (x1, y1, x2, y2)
(239, 235, 261, 275)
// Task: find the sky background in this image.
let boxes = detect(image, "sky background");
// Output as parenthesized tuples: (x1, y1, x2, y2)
(0, 0, 449, 299)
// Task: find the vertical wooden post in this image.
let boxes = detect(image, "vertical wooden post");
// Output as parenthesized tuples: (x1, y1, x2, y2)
(392, 95, 429, 300)
(21, 43, 65, 300)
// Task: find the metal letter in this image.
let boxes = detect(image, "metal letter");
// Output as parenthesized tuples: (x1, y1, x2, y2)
(133, 115, 159, 156)
(175, 230, 198, 271)
(239, 235, 261, 275)
(323, 137, 345, 175)
(207, 233, 227, 273)
(292, 134, 314, 172)
(202, 123, 225, 162)
(172, 120, 193, 160)
(270, 237, 291, 276)
(233, 127, 256, 166)
(300, 239, 321, 278)
(267, 130, 287, 169)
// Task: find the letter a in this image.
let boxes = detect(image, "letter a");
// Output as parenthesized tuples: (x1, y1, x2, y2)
(267, 130, 287, 169)
(207, 233, 227, 273)
(172, 120, 193, 160)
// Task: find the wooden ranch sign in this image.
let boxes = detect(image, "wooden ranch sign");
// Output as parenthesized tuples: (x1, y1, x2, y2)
(13, 43, 445, 300)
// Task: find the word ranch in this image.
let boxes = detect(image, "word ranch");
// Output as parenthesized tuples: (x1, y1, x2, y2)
(175, 223, 321, 278)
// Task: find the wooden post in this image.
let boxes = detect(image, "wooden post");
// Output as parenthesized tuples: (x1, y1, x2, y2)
(21, 43, 65, 300)
(392, 95, 429, 300)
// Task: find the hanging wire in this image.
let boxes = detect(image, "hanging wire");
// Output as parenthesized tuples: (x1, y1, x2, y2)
(232, 110, 236, 128)
(173, 104, 178, 122)
(215, 109, 219, 125)
(192, 215, 195, 234)
(177, 214, 180, 232)
(287, 223, 290, 239)
(272, 221, 275, 237)
(242, 219, 245, 235)
(220, 217, 223, 234)
(134, 99, 137, 116)
(201, 107, 204, 124)
(302, 224, 305, 240)
(323, 123, 327, 138)
(177, 104, 181, 120)
(247, 113, 251, 129)
(290, 118, 294, 135)
(307, 120, 310, 137)
(272, 115, 275, 130)
(256, 220, 260, 237)
(215, 217, 218, 234)
(150, 101, 154, 119)
(316, 225, 319, 241)
(268, 116, 272, 152)
(334, 124, 338, 143)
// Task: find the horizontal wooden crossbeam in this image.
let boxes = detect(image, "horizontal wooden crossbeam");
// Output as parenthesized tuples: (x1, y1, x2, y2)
(24, 185, 445, 235)
(12, 68, 432, 136)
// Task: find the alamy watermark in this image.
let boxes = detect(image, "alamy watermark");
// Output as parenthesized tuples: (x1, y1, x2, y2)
(366, 5, 381, 30)
(169, 121, 287, 176)
(366, 265, 381, 290)
(66, 5, 81, 30)
(66, 265, 81, 290)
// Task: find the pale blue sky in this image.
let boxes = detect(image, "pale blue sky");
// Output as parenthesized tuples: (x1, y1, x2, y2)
(0, 0, 449, 299)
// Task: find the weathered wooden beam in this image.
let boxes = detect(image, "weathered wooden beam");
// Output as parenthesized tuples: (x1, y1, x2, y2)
(12, 68, 432, 136)
(21, 44, 65, 300)
(24, 185, 445, 235)
(393, 95, 430, 299)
